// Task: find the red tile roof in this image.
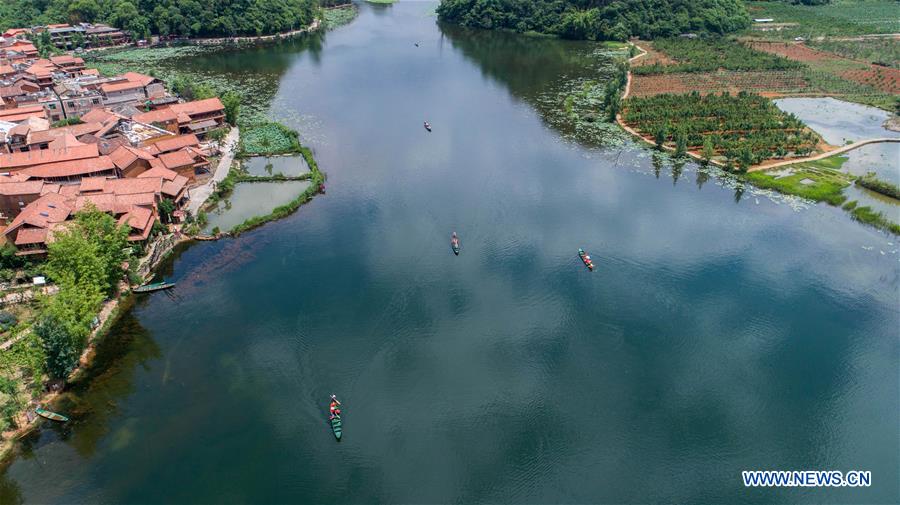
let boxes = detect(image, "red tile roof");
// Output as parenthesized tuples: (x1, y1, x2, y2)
(158, 149, 197, 170)
(120, 204, 153, 230)
(49, 55, 84, 66)
(14, 227, 48, 245)
(0, 180, 44, 196)
(133, 108, 178, 125)
(112, 192, 156, 207)
(109, 145, 156, 170)
(148, 134, 199, 154)
(81, 108, 119, 124)
(103, 177, 162, 195)
(0, 144, 99, 170)
(25, 64, 53, 77)
(138, 166, 178, 180)
(0, 105, 47, 123)
(161, 176, 188, 198)
(170, 97, 225, 117)
(123, 72, 157, 87)
(100, 80, 145, 94)
(20, 155, 115, 179)
(27, 122, 104, 145)
(5, 192, 72, 232)
(78, 176, 112, 193)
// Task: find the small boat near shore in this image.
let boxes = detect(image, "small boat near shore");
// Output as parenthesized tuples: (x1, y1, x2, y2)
(451, 232, 460, 255)
(35, 408, 68, 422)
(578, 248, 594, 271)
(424, 121, 432, 132)
(132, 281, 175, 293)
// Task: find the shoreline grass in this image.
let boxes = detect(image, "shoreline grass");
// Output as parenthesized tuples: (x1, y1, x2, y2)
(848, 203, 900, 235)
(856, 174, 900, 201)
(741, 157, 851, 206)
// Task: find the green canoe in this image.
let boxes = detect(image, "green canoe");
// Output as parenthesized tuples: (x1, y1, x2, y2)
(35, 408, 68, 422)
(132, 281, 175, 293)
(331, 415, 342, 440)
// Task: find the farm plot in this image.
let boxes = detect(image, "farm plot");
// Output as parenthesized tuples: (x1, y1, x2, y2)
(744, 1, 899, 39)
(749, 40, 900, 97)
(631, 38, 802, 75)
(622, 92, 821, 168)
(630, 70, 809, 97)
(810, 39, 900, 69)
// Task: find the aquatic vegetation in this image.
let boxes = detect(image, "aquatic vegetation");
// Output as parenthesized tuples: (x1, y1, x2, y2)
(856, 173, 900, 201)
(324, 5, 359, 29)
(743, 162, 852, 206)
(84, 47, 277, 124)
(849, 204, 900, 235)
(239, 123, 303, 156)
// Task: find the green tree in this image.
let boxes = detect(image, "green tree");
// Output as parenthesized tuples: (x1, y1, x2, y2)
(654, 124, 667, 149)
(221, 92, 240, 126)
(674, 130, 687, 157)
(701, 136, 715, 163)
(737, 146, 753, 172)
(0, 376, 22, 431)
(45, 207, 129, 297)
(68, 0, 100, 23)
(34, 315, 80, 380)
(158, 198, 175, 224)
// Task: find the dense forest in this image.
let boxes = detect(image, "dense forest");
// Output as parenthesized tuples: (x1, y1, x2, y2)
(436, 0, 752, 40)
(0, 0, 318, 40)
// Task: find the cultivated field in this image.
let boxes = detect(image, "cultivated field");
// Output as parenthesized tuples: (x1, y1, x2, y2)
(622, 92, 820, 169)
(628, 37, 897, 109)
(629, 70, 809, 97)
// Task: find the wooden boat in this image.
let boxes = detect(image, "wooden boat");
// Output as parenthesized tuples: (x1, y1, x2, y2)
(451, 232, 460, 255)
(330, 414, 343, 440)
(578, 248, 594, 271)
(132, 281, 175, 293)
(35, 407, 68, 422)
(423, 122, 432, 132)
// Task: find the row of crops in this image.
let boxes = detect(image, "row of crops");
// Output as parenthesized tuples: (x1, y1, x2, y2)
(622, 92, 820, 166)
(631, 38, 803, 75)
(744, 1, 900, 39)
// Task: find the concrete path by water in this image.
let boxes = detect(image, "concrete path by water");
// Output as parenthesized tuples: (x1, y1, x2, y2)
(187, 126, 240, 216)
(748, 138, 900, 172)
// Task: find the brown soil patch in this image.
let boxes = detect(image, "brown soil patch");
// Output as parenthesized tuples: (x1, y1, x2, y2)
(748, 41, 836, 63)
(839, 67, 900, 94)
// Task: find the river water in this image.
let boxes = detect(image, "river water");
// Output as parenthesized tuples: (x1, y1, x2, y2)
(1, 3, 898, 504)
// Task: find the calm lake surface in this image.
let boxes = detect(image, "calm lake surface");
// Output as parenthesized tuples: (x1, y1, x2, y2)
(243, 155, 311, 177)
(2, 3, 898, 504)
(203, 180, 311, 233)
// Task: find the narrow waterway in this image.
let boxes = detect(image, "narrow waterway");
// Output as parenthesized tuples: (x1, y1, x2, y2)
(1, 3, 898, 504)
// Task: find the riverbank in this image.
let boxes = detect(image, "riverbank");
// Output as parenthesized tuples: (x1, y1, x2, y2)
(0, 229, 186, 459)
(614, 40, 899, 235)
